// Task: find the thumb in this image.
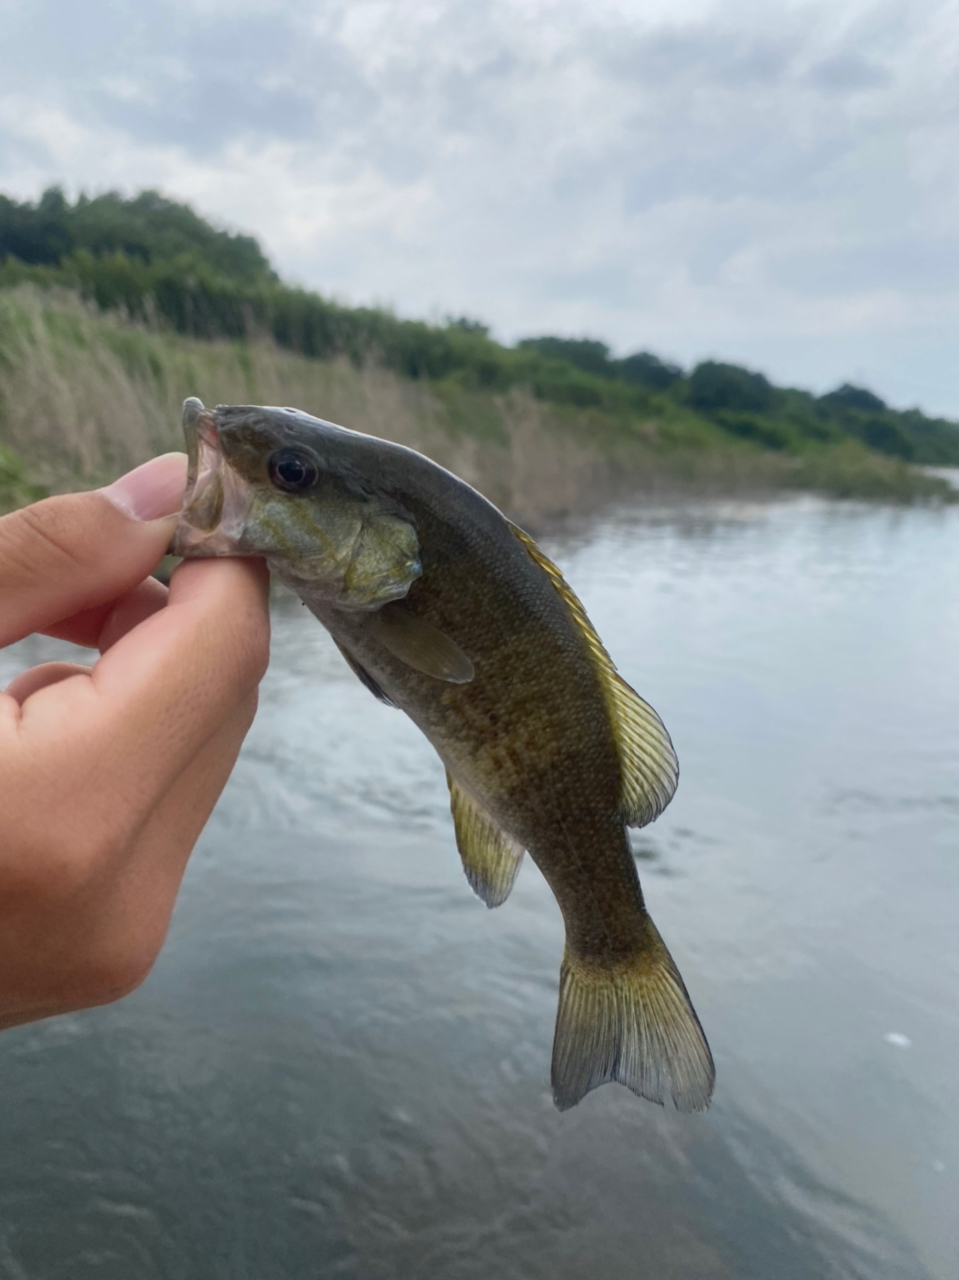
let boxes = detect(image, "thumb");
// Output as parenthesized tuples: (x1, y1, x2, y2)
(0, 453, 187, 649)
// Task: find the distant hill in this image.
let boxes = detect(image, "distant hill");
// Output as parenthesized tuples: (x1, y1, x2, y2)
(0, 187, 273, 283)
(3, 186, 959, 468)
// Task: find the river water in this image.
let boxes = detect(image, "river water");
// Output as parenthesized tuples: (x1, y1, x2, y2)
(1, 493, 957, 1280)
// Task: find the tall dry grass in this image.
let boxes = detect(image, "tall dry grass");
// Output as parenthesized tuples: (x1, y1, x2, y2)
(0, 286, 639, 527)
(0, 286, 952, 521)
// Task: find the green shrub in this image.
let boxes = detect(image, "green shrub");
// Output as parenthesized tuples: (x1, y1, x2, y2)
(0, 441, 46, 513)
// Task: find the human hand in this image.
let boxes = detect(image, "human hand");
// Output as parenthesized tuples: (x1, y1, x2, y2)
(0, 454, 270, 1030)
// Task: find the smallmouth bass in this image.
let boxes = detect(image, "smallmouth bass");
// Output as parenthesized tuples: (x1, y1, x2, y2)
(172, 398, 715, 1111)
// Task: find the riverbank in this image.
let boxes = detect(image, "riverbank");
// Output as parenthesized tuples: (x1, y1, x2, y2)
(0, 286, 954, 523)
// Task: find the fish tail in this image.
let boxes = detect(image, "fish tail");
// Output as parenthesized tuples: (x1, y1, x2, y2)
(551, 917, 715, 1112)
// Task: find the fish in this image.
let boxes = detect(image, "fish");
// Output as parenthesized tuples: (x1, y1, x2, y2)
(172, 397, 715, 1112)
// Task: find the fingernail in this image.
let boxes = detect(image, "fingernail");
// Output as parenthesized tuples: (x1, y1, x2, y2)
(101, 453, 188, 522)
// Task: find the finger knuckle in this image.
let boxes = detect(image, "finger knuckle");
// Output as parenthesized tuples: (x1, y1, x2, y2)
(11, 822, 132, 903)
(79, 940, 158, 1006)
(235, 605, 271, 688)
(239, 688, 259, 732)
(215, 619, 269, 697)
(0, 499, 89, 582)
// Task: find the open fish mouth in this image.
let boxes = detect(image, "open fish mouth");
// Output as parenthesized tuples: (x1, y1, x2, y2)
(172, 398, 254, 557)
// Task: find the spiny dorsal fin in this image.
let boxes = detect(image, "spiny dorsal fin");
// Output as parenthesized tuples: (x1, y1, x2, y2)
(333, 639, 395, 706)
(552, 917, 715, 1112)
(446, 772, 525, 908)
(368, 604, 475, 684)
(509, 524, 678, 827)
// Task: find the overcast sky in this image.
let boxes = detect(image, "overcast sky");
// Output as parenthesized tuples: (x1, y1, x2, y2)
(1, 0, 958, 414)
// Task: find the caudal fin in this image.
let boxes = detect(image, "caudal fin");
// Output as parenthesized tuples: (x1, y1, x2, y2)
(551, 919, 714, 1112)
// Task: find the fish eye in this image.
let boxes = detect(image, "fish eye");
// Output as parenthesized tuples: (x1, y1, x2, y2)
(268, 448, 319, 493)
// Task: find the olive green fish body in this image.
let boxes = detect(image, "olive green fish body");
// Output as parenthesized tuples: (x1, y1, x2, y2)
(173, 400, 714, 1111)
(306, 484, 647, 937)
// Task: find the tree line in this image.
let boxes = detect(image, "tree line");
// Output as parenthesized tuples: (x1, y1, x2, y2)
(3, 187, 958, 465)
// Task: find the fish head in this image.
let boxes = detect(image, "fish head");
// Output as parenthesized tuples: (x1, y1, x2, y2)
(172, 398, 422, 609)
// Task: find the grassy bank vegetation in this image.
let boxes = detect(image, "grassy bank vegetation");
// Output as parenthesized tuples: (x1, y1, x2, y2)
(1, 187, 957, 519)
(1, 287, 952, 524)
(0, 286, 626, 526)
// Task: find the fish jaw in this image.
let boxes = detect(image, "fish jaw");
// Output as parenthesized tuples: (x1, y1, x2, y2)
(172, 398, 255, 558)
(171, 399, 423, 611)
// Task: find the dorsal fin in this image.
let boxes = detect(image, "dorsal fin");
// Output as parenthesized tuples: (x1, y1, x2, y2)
(446, 773, 525, 908)
(509, 523, 679, 827)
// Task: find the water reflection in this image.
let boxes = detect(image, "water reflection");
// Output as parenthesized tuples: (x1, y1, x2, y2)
(0, 495, 956, 1279)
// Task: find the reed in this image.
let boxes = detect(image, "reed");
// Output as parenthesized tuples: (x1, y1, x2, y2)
(0, 286, 953, 522)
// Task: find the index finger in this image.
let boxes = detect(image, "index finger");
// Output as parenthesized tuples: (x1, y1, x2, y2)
(43, 577, 168, 650)
(13, 557, 270, 823)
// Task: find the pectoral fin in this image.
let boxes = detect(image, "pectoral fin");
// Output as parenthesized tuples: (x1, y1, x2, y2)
(369, 605, 474, 684)
(447, 774, 524, 907)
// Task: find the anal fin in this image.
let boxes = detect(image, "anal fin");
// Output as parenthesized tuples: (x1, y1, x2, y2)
(446, 773, 524, 908)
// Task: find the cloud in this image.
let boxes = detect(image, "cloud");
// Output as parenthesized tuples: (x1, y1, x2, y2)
(805, 53, 891, 92)
(1, 0, 959, 413)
